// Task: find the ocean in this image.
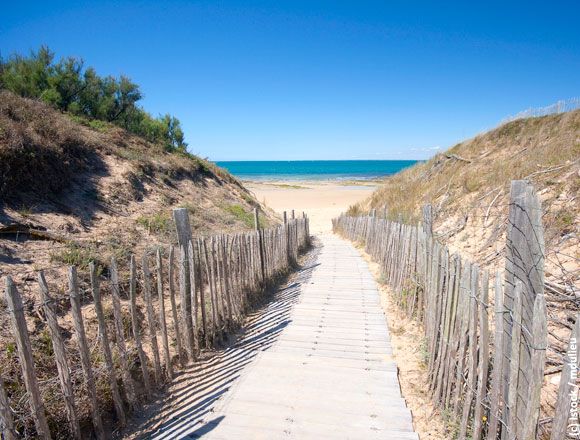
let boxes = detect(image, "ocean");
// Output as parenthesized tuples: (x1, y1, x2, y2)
(215, 160, 418, 181)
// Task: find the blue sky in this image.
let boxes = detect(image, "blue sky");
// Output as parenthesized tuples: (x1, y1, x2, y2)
(2, 1, 579, 160)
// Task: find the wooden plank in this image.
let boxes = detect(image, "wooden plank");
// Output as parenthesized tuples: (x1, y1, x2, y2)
(507, 281, 523, 439)
(142, 255, 163, 385)
(197, 239, 208, 345)
(452, 261, 472, 417)
(0, 374, 16, 440)
(89, 262, 127, 426)
(173, 208, 194, 351)
(434, 253, 457, 403)
(5, 277, 52, 439)
(487, 271, 505, 440)
(187, 241, 200, 358)
(129, 255, 152, 398)
(523, 293, 547, 440)
(459, 265, 480, 439)
(255, 208, 266, 283)
(551, 313, 580, 440)
(68, 268, 104, 439)
(203, 238, 219, 340)
(167, 246, 185, 366)
(156, 248, 173, 379)
(179, 244, 194, 360)
(38, 271, 81, 438)
(503, 181, 545, 437)
(473, 270, 490, 440)
(110, 258, 138, 409)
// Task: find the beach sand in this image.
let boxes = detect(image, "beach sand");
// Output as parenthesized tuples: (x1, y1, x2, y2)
(246, 180, 377, 233)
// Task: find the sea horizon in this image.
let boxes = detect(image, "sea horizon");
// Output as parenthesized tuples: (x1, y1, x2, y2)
(215, 159, 419, 181)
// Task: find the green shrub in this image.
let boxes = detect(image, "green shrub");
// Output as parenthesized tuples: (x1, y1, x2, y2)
(225, 204, 254, 228)
(136, 212, 172, 234)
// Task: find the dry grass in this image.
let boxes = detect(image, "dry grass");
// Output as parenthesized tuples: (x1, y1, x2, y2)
(351, 110, 580, 245)
(0, 91, 282, 437)
(349, 110, 580, 439)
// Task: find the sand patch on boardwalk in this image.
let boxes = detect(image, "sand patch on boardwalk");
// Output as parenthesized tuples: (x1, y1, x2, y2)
(246, 180, 376, 233)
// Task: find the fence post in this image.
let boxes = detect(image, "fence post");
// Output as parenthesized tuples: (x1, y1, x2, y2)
(156, 248, 173, 379)
(89, 263, 127, 427)
(255, 208, 266, 283)
(502, 180, 545, 438)
(507, 282, 523, 439)
(110, 258, 138, 409)
(68, 267, 105, 439)
(167, 246, 185, 367)
(38, 272, 81, 439)
(129, 256, 152, 398)
(4, 277, 51, 439)
(173, 208, 194, 351)
(142, 256, 163, 386)
(473, 271, 490, 440)
(523, 293, 547, 440)
(487, 271, 505, 440)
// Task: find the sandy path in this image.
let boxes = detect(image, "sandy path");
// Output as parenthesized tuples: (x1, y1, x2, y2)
(247, 181, 375, 233)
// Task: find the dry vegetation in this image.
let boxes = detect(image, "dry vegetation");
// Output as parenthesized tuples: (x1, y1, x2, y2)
(0, 90, 278, 283)
(349, 110, 580, 438)
(0, 91, 279, 437)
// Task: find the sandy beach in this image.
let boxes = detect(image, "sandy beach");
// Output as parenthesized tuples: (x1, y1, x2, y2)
(247, 180, 377, 233)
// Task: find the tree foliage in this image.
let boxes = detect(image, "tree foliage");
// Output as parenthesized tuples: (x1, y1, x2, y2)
(0, 46, 187, 152)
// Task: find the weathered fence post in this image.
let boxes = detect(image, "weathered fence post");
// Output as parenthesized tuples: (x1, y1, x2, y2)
(502, 180, 545, 439)
(523, 293, 547, 440)
(89, 263, 127, 427)
(110, 258, 138, 409)
(157, 248, 173, 378)
(507, 282, 524, 438)
(38, 272, 81, 438)
(69, 267, 105, 439)
(255, 208, 266, 283)
(168, 246, 185, 367)
(473, 271, 490, 440)
(5, 277, 52, 439)
(129, 255, 152, 398)
(142, 256, 163, 386)
(173, 208, 194, 352)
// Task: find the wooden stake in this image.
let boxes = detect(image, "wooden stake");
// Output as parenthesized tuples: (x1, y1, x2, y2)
(156, 248, 173, 379)
(5, 277, 52, 439)
(89, 263, 126, 426)
(167, 246, 185, 367)
(129, 255, 152, 398)
(142, 255, 162, 385)
(109, 257, 138, 409)
(38, 272, 81, 438)
(68, 268, 104, 439)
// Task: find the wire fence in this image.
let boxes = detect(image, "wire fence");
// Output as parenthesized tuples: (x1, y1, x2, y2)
(333, 180, 578, 440)
(500, 98, 580, 125)
(0, 208, 310, 439)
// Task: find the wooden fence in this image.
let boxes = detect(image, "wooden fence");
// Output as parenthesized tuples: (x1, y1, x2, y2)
(333, 180, 578, 440)
(0, 209, 310, 439)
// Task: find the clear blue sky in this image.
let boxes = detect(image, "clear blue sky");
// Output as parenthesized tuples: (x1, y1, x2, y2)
(2, 1, 579, 160)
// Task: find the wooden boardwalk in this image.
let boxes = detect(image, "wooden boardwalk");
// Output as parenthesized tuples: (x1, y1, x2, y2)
(130, 235, 417, 439)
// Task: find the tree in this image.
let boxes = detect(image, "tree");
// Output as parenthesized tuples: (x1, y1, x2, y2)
(0, 46, 188, 152)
